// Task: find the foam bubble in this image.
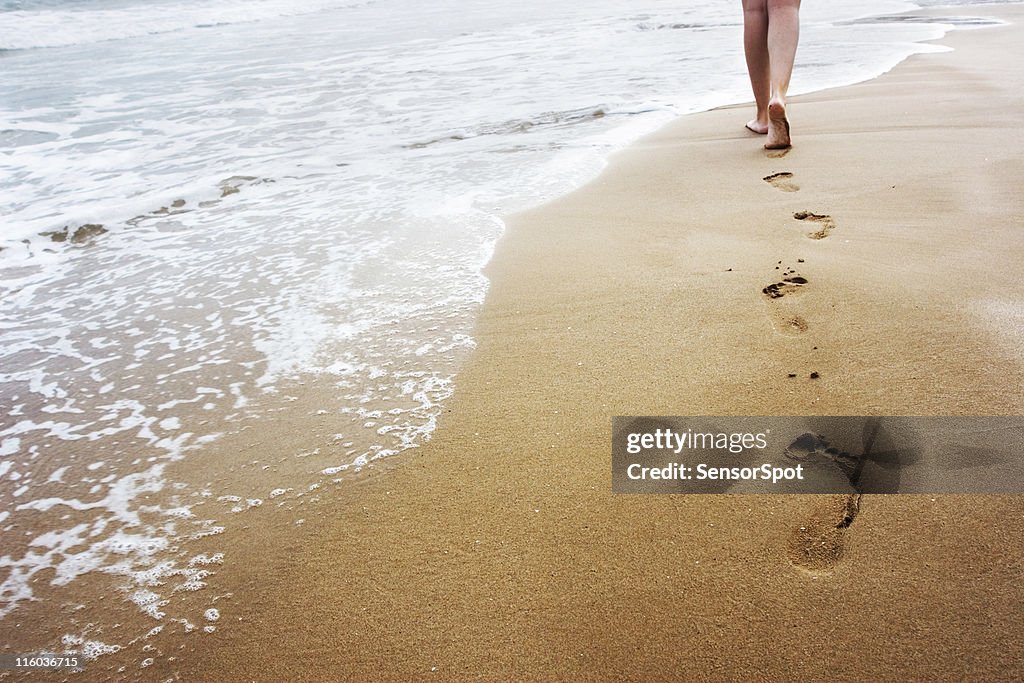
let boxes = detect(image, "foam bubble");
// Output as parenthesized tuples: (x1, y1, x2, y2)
(60, 635, 122, 661)
(129, 589, 168, 620)
(47, 466, 69, 483)
(159, 417, 181, 431)
(0, 437, 20, 456)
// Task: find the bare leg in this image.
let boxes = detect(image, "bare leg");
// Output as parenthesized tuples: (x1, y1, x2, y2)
(742, 0, 800, 147)
(742, 0, 770, 134)
(765, 0, 800, 149)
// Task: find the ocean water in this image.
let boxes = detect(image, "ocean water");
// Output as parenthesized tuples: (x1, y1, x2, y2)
(0, 0, 1016, 664)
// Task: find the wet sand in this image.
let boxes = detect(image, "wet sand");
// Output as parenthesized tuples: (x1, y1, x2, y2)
(80, 6, 1024, 681)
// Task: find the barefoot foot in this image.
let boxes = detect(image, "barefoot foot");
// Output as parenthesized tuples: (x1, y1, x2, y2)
(745, 118, 768, 135)
(765, 99, 791, 149)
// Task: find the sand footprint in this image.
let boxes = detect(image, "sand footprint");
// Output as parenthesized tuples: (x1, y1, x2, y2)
(762, 262, 808, 299)
(762, 262, 809, 335)
(784, 432, 865, 573)
(765, 147, 790, 159)
(784, 432, 861, 483)
(763, 172, 799, 192)
(794, 211, 835, 240)
(787, 493, 861, 573)
(776, 315, 808, 335)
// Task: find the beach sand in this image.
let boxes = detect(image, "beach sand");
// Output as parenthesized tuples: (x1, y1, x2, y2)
(89, 6, 1024, 681)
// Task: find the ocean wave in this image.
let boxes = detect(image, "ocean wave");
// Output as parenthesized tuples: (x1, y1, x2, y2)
(0, 175, 273, 270)
(837, 14, 1003, 26)
(634, 21, 739, 32)
(403, 106, 618, 150)
(0, 0, 373, 51)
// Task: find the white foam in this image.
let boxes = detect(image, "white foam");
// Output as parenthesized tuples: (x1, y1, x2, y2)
(188, 553, 225, 566)
(0, 437, 20, 456)
(62, 634, 123, 661)
(129, 588, 168, 620)
(174, 618, 197, 633)
(0, 0, 373, 51)
(159, 417, 181, 431)
(16, 463, 166, 526)
(47, 466, 69, 483)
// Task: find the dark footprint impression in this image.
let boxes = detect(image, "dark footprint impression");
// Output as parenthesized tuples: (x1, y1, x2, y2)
(784, 431, 862, 572)
(784, 431, 861, 483)
(763, 172, 799, 192)
(787, 494, 861, 573)
(784, 419, 915, 573)
(794, 211, 835, 240)
(762, 262, 809, 335)
(762, 262, 808, 299)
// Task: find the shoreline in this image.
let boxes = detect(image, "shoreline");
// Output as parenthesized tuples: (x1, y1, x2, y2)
(4, 3, 1023, 681)
(169, 4, 1024, 681)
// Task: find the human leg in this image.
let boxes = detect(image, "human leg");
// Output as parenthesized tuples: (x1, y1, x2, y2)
(742, 0, 770, 134)
(764, 0, 800, 148)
